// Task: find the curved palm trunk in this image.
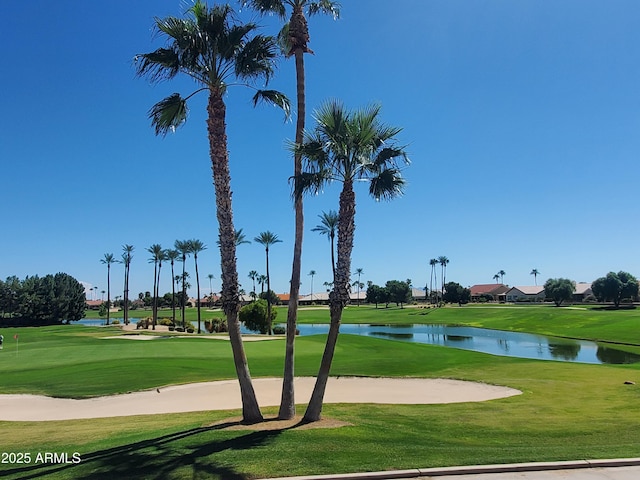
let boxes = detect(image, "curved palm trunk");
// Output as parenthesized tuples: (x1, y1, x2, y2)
(155, 261, 162, 329)
(303, 180, 355, 423)
(181, 254, 186, 329)
(280, 48, 306, 419)
(208, 89, 262, 423)
(265, 247, 273, 336)
(152, 260, 158, 330)
(330, 231, 336, 282)
(170, 261, 176, 325)
(195, 254, 202, 334)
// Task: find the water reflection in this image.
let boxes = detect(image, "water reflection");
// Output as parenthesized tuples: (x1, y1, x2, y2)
(290, 323, 640, 365)
(596, 346, 640, 364)
(548, 342, 581, 361)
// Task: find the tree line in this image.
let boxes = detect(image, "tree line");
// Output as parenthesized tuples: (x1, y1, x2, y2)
(0, 273, 86, 325)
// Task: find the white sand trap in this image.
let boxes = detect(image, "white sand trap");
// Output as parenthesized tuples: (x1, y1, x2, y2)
(0, 377, 520, 422)
(102, 334, 283, 341)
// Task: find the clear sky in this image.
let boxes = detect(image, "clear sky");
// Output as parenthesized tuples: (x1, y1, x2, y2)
(2, 0, 639, 301)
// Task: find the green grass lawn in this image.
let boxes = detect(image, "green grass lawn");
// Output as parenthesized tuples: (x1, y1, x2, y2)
(2, 305, 640, 479)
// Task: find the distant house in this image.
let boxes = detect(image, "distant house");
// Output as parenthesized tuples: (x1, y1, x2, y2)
(85, 300, 102, 310)
(411, 288, 427, 301)
(470, 284, 510, 302)
(505, 286, 545, 302)
(573, 282, 593, 302)
(298, 291, 366, 305)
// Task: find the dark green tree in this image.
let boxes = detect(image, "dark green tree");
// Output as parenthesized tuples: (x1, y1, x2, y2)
(592, 271, 639, 308)
(443, 282, 471, 305)
(544, 278, 576, 307)
(239, 299, 277, 334)
(386, 280, 411, 308)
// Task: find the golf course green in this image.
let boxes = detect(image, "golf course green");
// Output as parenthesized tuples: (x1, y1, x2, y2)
(1, 304, 639, 479)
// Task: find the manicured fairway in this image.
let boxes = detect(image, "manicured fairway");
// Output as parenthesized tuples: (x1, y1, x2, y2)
(1, 306, 640, 479)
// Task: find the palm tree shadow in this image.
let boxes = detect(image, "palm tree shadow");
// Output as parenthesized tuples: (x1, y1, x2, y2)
(3, 420, 289, 480)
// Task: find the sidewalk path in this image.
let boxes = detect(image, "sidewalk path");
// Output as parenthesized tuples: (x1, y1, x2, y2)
(258, 459, 640, 480)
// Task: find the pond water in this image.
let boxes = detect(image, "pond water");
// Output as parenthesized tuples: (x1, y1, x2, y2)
(78, 319, 640, 365)
(290, 323, 640, 365)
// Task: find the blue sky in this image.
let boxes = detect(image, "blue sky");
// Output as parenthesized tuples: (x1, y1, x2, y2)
(2, 0, 639, 300)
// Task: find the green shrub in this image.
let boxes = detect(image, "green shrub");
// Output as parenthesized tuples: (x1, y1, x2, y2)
(239, 299, 277, 334)
(272, 325, 285, 335)
(205, 318, 228, 333)
(159, 318, 173, 326)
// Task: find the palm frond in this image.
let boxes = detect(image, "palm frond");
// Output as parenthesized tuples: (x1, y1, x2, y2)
(235, 34, 278, 82)
(293, 170, 331, 199)
(148, 93, 189, 136)
(308, 0, 341, 19)
(374, 146, 410, 167)
(240, 0, 287, 19)
(252, 90, 291, 120)
(368, 168, 405, 201)
(134, 48, 181, 83)
(276, 22, 293, 56)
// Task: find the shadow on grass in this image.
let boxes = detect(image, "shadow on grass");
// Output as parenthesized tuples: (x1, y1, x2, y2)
(3, 420, 288, 479)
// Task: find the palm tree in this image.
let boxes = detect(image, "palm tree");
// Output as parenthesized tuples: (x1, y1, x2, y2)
(308, 269, 316, 301)
(429, 258, 438, 304)
(493, 273, 500, 283)
(248, 270, 258, 298)
(312, 210, 339, 280)
(174, 240, 190, 330)
(498, 269, 506, 284)
(101, 290, 105, 301)
(165, 249, 180, 325)
(254, 231, 282, 335)
(208, 274, 215, 306)
(438, 256, 449, 299)
(188, 239, 207, 334)
(354, 268, 364, 305)
(258, 274, 268, 294)
(242, 0, 340, 422)
(530, 269, 540, 285)
(100, 253, 119, 326)
(135, 1, 290, 424)
(295, 100, 408, 422)
(147, 244, 164, 330)
(121, 245, 134, 325)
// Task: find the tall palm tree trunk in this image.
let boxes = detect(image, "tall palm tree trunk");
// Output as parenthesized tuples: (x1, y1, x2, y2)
(124, 263, 129, 325)
(265, 246, 273, 336)
(155, 261, 162, 329)
(280, 48, 306, 420)
(304, 180, 355, 423)
(207, 89, 262, 423)
(152, 260, 158, 330)
(194, 254, 202, 334)
(171, 262, 176, 325)
(106, 265, 111, 326)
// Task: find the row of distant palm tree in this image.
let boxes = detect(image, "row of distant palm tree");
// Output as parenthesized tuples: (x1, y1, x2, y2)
(427, 256, 449, 302)
(491, 269, 540, 285)
(100, 240, 207, 332)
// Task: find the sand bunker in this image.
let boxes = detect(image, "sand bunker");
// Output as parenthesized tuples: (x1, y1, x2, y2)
(0, 377, 520, 422)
